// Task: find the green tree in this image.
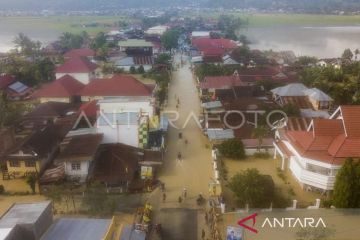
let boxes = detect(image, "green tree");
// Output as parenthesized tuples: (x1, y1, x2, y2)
(59, 32, 85, 52)
(252, 125, 269, 151)
(90, 32, 107, 50)
(129, 66, 136, 74)
(228, 168, 275, 207)
(26, 173, 37, 194)
(161, 29, 180, 50)
(218, 139, 245, 159)
(137, 65, 145, 74)
(342, 48, 354, 61)
(155, 53, 171, 65)
(333, 158, 360, 208)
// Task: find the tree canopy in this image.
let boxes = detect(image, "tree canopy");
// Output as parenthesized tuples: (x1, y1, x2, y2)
(333, 158, 360, 208)
(161, 29, 181, 50)
(228, 168, 275, 208)
(218, 139, 245, 160)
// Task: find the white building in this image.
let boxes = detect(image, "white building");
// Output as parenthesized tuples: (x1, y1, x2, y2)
(273, 105, 360, 193)
(55, 57, 99, 84)
(145, 25, 169, 35)
(96, 97, 154, 147)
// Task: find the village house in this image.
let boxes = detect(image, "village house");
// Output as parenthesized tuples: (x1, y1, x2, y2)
(0, 74, 33, 100)
(191, 37, 238, 64)
(55, 57, 99, 84)
(32, 74, 85, 103)
(273, 105, 360, 193)
(4, 124, 65, 178)
(56, 133, 103, 183)
(118, 39, 154, 56)
(145, 25, 169, 36)
(91, 143, 162, 192)
(115, 55, 154, 72)
(202, 97, 277, 155)
(271, 83, 333, 111)
(79, 74, 155, 102)
(64, 48, 96, 61)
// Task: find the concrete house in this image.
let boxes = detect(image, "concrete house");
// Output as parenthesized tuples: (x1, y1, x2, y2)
(32, 74, 85, 103)
(274, 105, 360, 193)
(55, 57, 99, 84)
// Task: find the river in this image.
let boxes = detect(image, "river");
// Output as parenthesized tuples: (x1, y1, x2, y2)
(244, 25, 360, 58)
(1, 22, 360, 58)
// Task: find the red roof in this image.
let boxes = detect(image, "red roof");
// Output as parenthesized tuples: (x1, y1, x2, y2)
(56, 57, 98, 73)
(32, 75, 85, 98)
(200, 75, 245, 89)
(80, 75, 154, 97)
(192, 37, 237, 51)
(285, 106, 360, 165)
(64, 48, 96, 58)
(0, 74, 15, 90)
(79, 100, 98, 118)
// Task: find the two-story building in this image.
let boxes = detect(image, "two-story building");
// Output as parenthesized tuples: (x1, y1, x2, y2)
(273, 105, 360, 193)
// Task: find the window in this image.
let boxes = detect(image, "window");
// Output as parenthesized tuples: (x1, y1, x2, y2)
(25, 160, 36, 168)
(9, 160, 20, 167)
(71, 162, 81, 171)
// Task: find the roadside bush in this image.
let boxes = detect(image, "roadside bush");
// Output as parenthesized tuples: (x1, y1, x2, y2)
(137, 65, 145, 74)
(218, 139, 245, 160)
(129, 66, 136, 74)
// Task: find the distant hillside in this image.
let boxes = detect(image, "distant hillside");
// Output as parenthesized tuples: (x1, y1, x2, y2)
(1, 0, 360, 13)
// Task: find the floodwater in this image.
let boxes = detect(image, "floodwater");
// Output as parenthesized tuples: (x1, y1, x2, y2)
(1, 20, 360, 57)
(244, 25, 360, 58)
(158, 53, 213, 202)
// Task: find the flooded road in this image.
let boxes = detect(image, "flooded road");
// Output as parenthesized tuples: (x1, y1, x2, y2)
(149, 53, 213, 240)
(159, 53, 213, 202)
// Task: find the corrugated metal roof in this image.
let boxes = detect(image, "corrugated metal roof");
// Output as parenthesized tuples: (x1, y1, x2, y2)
(8, 81, 29, 93)
(207, 129, 234, 140)
(42, 218, 111, 240)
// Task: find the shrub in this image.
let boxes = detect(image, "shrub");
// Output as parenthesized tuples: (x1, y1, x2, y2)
(218, 139, 245, 159)
(137, 65, 145, 74)
(129, 66, 136, 74)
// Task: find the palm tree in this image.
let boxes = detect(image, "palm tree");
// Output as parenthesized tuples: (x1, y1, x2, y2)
(252, 125, 269, 151)
(355, 49, 360, 61)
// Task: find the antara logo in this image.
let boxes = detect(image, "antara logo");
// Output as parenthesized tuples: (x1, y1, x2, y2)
(237, 213, 327, 234)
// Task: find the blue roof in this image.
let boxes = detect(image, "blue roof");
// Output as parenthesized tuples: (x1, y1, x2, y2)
(8, 81, 29, 93)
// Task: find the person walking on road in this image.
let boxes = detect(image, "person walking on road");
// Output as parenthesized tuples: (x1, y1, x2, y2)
(162, 193, 166, 203)
(183, 187, 187, 198)
(178, 196, 182, 203)
(201, 229, 206, 240)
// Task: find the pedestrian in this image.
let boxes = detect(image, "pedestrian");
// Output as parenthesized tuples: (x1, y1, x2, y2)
(178, 196, 182, 203)
(205, 212, 208, 224)
(183, 187, 187, 198)
(178, 132, 182, 139)
(161, 182, 165, 192)
(184, 139, 188, 145)
(201, 229, 206, 240)
(162, 193, 166, 203)
(177, 152, 182, 161)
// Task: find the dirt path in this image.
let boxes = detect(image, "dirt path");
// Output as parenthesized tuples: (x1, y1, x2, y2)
(149, 53, 213, 240)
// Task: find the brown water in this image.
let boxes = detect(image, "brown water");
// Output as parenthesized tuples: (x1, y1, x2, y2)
(157, 53, 214, 204)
